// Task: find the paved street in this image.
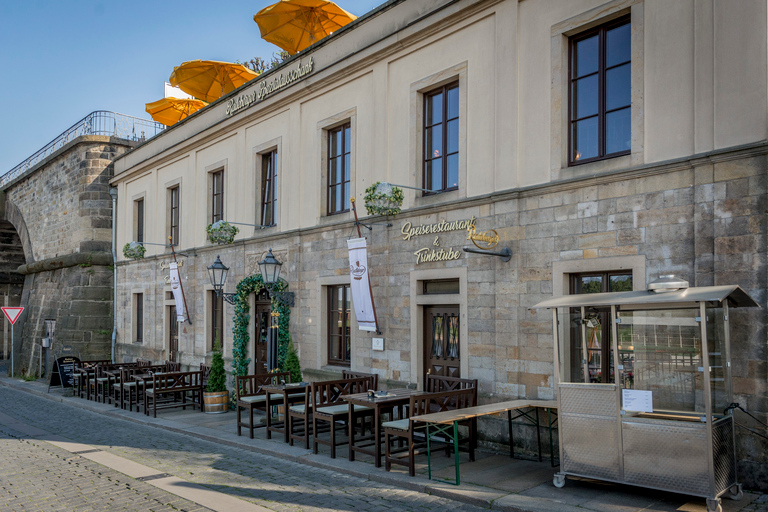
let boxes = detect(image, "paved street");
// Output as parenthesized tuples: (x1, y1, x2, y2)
(0, 386, 486, 512)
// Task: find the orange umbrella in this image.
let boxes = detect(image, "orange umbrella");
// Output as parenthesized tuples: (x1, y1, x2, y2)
(169, 60, 259, 103)
(145, 97, 208, 127)
(254, 0, 357, 55)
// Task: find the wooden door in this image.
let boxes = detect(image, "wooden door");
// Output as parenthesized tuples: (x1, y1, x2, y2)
(169, 306, 179, 362)
(424, 305, 460, 379)
(253, 289, 271, 374)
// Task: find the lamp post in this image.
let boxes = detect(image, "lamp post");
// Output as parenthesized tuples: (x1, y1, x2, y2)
(207, 255, 237, 305)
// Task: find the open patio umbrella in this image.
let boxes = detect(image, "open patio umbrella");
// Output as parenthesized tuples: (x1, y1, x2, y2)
(169, 60, 259, 103)
(254, 0, 357, 55)
(145, 97, 208, 127)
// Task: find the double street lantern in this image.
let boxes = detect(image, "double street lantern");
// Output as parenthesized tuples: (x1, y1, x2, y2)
(207, 249, 294, 374)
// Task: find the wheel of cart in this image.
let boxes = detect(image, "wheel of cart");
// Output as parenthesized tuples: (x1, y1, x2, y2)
(728, 483, 743, 501)
(706, 497, 721, 512)
(552, 473, 566, 488)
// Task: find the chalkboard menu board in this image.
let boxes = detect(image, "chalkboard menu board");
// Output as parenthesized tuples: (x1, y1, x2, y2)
(50, 356, 80, 388)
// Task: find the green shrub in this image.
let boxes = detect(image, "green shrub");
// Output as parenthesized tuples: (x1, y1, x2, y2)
(206, 340, 227, 393)
(284, 341, 302, 383)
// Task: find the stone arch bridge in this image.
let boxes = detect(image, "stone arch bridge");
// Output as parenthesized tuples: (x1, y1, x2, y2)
(0, 112, 163, 375)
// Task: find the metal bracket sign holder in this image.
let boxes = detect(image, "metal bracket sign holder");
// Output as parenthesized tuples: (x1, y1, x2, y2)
(2, 306, 23, 378)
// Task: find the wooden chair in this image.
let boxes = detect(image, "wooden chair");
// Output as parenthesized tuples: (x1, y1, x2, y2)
(342, 370, 379, 391)
(235, 372, 291, 438)
(383, 388, 476, 476)
(136, 358, 152, 367)
(165, 361, 181, 372)
(311, 376, 375, 458)
(144, 371, 203, 418)
(426, 374, 479, 452)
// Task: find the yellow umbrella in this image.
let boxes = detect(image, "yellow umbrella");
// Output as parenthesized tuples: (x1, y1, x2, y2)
(145, 97, 208, 127)
(254, 0, 357, 56)
(169, 60, 259, 103)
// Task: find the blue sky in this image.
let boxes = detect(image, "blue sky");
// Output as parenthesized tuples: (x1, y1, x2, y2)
(0, 0, 386, 174)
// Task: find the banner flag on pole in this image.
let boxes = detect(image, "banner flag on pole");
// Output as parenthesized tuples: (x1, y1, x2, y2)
(347, 237, 378, 332)
(169, 263, 187, 322)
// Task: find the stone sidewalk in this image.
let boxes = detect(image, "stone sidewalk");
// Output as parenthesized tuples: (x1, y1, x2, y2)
(2, 375, 766, 512)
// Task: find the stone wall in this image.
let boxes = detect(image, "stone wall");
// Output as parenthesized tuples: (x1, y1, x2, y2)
(2, 136, 135, 375)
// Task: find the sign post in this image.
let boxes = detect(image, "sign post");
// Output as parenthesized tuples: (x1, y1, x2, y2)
(2, 307, 23, 378)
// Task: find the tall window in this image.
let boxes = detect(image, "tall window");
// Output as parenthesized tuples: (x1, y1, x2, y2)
(261, 151, 278, 226)
(135, 198, 144, 243)
(169, 186, 180, 246)
(327, 284, 351, 366)
(423, 82, 459, 194)
(211, 291, 223, 351)
(569, 271, 632, 383)
(211, 170, 224, 224)
(134, 293, 144, 343)
(327, 123, 350, 214)
(569, 16, 631, 165)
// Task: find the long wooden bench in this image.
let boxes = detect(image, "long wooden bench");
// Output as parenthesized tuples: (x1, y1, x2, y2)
(383, 387, 476, 476)
(412, 399, 558, 485)
(144, 371, 203, 418)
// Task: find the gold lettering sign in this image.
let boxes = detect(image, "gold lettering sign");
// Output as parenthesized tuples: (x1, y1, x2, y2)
(467, 225, 500, 249)
(400, 216, 476, 241)
(160, 260, 184, 271)
(414, 247, 461, 264)
(226, 57, 315, 117)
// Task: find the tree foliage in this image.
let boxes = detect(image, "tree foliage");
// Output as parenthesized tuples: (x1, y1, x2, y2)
(206, 340, 228, 393)
(243, 51, 291, 74)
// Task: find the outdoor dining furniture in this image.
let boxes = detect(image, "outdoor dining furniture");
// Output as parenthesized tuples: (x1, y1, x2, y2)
(383, 387, 476, 476)
(310, 376, 375, 458)
(345, 388, 424, 468)
(412, 399, 558, 485)
(73, 360, 111, 399)
(144, 370, 203, 418)
(264, 381, 310, 443)
(235, 371, 291, 438)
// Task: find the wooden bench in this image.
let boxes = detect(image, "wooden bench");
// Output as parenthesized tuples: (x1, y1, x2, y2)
(311, 376, 376, 458)
(413, 399, 558, 485)
(235, 372, 291, 438)
(144, 371, 203, 417)
(112, 364, 166, 412)
(383, 387, 476, 476)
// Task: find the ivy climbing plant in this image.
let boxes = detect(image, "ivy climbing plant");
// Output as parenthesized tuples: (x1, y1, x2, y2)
(231, 274, 293, 388)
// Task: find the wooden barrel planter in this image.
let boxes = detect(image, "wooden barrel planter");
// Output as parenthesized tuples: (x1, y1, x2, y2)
(203, 391, 229, 414)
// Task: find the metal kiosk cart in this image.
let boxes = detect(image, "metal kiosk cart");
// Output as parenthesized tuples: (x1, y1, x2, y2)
(533, 276, 759, 512)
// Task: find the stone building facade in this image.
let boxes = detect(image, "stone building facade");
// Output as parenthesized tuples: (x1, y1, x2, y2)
(111, 0, 768, 489)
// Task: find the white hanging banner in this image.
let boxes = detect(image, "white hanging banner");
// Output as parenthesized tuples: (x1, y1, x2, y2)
(347, 237, 377, 332)
(169, 262, 187, 322)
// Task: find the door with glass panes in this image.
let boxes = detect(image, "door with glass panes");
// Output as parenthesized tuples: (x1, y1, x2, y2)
(253, 289, 271, 374)
(569, 272, 632, 383)
(169, 306, 179, 362)
(424, 305, 460, 379)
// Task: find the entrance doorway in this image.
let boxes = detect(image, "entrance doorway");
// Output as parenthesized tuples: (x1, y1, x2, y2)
(253, 289, 271, 374)
(169, 306, 178, 362)
(424, 305, 460, 379)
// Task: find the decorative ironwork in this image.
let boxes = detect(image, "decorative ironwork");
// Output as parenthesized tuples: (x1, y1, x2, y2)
(1, 111, 165, 189)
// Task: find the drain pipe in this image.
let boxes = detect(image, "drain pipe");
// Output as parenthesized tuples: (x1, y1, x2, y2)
(109, 186, 118, 363)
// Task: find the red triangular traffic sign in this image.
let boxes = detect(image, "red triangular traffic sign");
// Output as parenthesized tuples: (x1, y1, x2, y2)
(2, 307, 24, 325)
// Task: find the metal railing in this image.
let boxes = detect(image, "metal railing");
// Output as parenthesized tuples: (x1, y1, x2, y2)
(1, 111, 165, 188)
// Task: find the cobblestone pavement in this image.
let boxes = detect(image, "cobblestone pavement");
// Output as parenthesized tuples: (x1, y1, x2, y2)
(0, 424, 213, 512)
(0, 387, 487, 512)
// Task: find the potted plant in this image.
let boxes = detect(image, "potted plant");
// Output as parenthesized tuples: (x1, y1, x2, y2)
(122, 241, 146, 259)
(206, 220, 239, 245)
(363, 181, 404, 217)
(203, 339, 229, 413)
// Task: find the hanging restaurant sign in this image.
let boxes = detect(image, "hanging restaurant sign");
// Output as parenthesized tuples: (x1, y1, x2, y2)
(400, 216, 476, 265)
(226, 57, 315, 117)
(467, 225, 500, 249)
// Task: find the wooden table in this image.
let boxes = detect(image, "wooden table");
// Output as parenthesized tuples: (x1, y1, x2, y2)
(264, 382, 309, 443)
(413, 399, 558, 485)
(345, 388, 423, 468)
